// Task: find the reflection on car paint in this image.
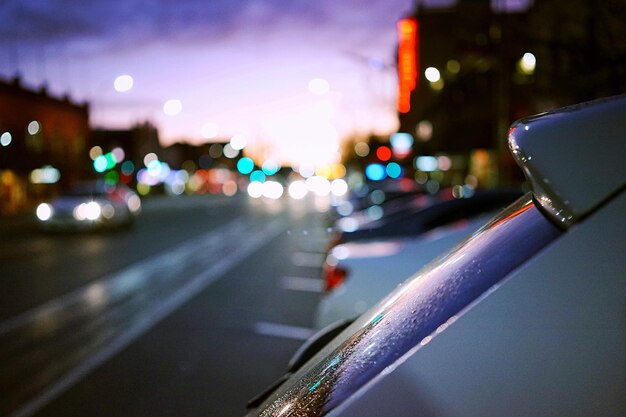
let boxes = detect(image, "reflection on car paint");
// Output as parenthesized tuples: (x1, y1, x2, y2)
(254, 194, 561, 417)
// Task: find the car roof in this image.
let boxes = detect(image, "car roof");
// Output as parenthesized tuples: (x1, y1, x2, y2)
(508, 94, 626, 226)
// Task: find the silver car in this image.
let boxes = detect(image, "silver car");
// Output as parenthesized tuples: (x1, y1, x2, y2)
(247, 95, 626, 417)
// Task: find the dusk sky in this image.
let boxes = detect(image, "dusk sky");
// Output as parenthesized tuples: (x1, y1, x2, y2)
(0, 0, 464, 165)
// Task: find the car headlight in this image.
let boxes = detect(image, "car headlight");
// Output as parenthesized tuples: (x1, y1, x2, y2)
(73, 201, 101, 221)
(36, 203, 53, 221)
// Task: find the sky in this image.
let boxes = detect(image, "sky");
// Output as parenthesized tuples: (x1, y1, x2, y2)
(1, 0, 438, 165)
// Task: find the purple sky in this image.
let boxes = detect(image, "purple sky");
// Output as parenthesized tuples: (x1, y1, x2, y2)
(4, 0, 518, 165)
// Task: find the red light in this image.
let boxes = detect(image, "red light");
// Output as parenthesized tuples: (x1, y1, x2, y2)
(323, 263, 348, 292)
(376, 146, 392, 161)
(397, 18, 419, 113)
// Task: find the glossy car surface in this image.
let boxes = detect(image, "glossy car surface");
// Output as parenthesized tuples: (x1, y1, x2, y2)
(316, 213, 494, 329)
(36, 181, 141, 231)
(247, 95, 626, 417)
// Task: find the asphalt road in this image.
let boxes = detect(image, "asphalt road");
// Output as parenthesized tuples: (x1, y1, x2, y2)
(0, 193, 332, 417)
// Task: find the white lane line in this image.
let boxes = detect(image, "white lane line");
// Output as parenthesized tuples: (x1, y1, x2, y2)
(291, 252, 325, 268)
(280, 276, 324, 293)
(9, 218, 286, 417)
(0, 218, 247, 336)
(253, 321, 316, 341)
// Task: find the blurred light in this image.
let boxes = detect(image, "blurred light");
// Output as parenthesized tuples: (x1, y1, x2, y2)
(370, 189, 386, 205)
(101, 203, 115, 219)
(299, 164, 315, 178)
(397, 17, 418, 113)
(306, 176, 331, 196)
(337, 217, 359, 233)
(144, 153, 158, 166)
(223, 180, 238, 196)
(136, 183, 151, 196)
(127, 194, 142, 212)
(308, 78, 330, 95)
(330, 179, 348, 197)
(416, 120, 433, 141)
(336, 201, 354, 216)
(365, 163, 387, 181)
(386, 162, 403, 179)
(247, 181, 264, 198)
(262, 160, 279, 176)
(201, 122, 219, 139)
(36, 203, 53, 221)
(112, 147, 125, 163)
(30, 165, 60, 184)
(163, 99, 182, 116)
(354, 142, 370, 157)
(390, 133, 413, 157)
(199, 154, 212, 169)
(519, 52, 536, 74)
(425, 67, 441, 83)
(415, 171, 429, 184)
(367, 205, 384, 221)
(331, 163, 347, 179)
(376, 146, 392, 161)
(74, 201, 101, 221)
(209, 143, 223, 158)
(430, 79, 444, 90)
(230, 134, 247, 150)
(446, 59, 461, 74)
(105, 170, 119, 185)
(415, 156, 438, 172)
(250, 170, 266, 183)
(237, 157, 255, 174)
(438, 155, 452, 171)
(27, 121, 40, 135)
(262, 181, 284, 199)
(121, 160, 135, 175)
(288, 180, 308, 200)
(114, 75, 134, 92)
(316, 165, 332, 179)
(89, 146, 103, 160)
(105, 153, 116, 170)
(1, 132, 12, 147)
(425, 179, 440, 194)
(223, 143, 239, 159)
(94, 155, 108, 173)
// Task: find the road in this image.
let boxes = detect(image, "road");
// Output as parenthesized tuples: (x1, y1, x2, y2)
(0, 193, 332, 417)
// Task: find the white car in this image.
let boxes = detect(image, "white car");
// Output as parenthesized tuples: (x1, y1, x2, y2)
(36, 181, 141, 231)
(247, 95, 626, 417)
(315, 213, 493, 329)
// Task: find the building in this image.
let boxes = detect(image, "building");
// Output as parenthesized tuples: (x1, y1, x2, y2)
(0, 76, 90, 213)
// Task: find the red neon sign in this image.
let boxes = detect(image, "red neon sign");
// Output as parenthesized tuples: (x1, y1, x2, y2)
(397, 18, 419, 113)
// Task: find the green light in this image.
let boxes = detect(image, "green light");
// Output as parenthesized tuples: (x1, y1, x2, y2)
(105, 170, 119, 185)
(105, 153, 116, 170)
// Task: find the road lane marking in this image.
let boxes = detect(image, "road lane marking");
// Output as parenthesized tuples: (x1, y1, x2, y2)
(253, 321, 316, 341)
(291, 252, 325, 268)
(280, 276, 324, 293)
(8, 217, 287, 417)
(0, 218, 249, 336)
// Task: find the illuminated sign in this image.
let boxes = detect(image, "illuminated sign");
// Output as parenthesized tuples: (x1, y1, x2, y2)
(397, 18, 419, 113)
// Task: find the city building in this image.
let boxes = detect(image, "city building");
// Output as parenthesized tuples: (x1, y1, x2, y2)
(0, 76, 90, 213)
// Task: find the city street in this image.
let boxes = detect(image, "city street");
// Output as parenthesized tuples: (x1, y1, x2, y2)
(0, 194, 331, 417)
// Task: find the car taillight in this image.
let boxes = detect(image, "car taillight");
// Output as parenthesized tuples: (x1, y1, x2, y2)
(323, 263, 348, 292)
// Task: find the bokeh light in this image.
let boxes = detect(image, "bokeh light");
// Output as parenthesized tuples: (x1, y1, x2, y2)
(1, 132, 12, 147)
(237, 157, 255, 174)
(201, 122, 219, 139)
(163, 99, 183, 116)
(114, 75, 134, 92)
(365, 163, 387, 181)
(288, 180, 308, 199)
(27, 121, 41, 135)
(308, 78, 330, 95)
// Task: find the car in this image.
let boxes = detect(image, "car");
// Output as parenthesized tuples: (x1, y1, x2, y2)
(316, 212, 494, 329)
(328, 188, 522, 248)
(246, 95, 626, 417)
(36, 181, 141, 231)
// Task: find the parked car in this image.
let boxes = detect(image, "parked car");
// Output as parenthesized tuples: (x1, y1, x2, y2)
(316, 212, 494, 329)
(328, 188, 522, 248)
(246, 95, 626, 417)
(36, 181, 141, 231)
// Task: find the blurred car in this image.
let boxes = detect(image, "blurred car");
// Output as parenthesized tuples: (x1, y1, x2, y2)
(328, 188, 522, 248)
(36, 181, 141, 231)
(246, 95, 626, 417)
(316, 213, 494, 329)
